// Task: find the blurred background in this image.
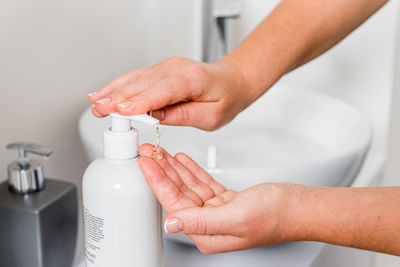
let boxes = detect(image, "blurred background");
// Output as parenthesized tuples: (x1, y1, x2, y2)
(0, 0, 399, 266)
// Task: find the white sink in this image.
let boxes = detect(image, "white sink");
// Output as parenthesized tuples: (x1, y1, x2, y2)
(79, 84, 371, 245)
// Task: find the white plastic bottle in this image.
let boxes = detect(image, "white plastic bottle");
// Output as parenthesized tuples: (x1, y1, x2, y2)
(82, 113, 162, 267)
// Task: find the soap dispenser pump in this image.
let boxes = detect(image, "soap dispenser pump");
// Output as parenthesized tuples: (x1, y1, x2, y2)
(0, 143, 78, 267)
(7, 143, 52, 194)
(82, 113, 162, 267)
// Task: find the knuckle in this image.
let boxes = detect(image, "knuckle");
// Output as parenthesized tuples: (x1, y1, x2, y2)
(174, 105, 191, 124)
(164, 56, 186, 66)
(155, 79, 172, 93)
(185, 64, 208, 87)
(139, 76, 154, 87)
(155, 80, 176, 104)
(193, 217, 208, 235)
(185, 64, 208, 80)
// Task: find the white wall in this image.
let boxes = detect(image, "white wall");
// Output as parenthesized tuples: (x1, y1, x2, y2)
(0, 0, 198, 185)
(0, 1, 199, 264)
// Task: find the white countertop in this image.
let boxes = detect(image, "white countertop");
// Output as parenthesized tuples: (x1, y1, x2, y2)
(164, 240, 325, 267)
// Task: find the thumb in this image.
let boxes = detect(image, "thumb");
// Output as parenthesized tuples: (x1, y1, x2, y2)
(164, 206, 236, 235)
(153, 102, 222, 131)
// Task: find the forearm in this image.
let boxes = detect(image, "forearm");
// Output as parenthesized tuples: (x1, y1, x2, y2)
(291, 186, 400, 255)
(220, 0, 388, 106)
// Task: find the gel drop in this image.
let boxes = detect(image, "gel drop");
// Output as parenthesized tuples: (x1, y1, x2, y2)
(152, 124, 163, 160)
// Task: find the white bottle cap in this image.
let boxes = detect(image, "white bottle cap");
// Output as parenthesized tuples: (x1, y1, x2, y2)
(104, 113, 159, 160)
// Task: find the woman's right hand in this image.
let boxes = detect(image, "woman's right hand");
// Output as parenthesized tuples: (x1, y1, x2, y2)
(88, 57, 250, 131)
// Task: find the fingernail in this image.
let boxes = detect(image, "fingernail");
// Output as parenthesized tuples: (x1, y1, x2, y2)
(118, 101, 133, 109)
(164, 218, 183, 234)
(88, 92, 96, 97)
(152, 109, 165, 121)
(97, 97, 111, 105)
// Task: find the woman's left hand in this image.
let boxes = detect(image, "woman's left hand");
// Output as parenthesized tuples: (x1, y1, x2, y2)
(138, 144, 303, 254)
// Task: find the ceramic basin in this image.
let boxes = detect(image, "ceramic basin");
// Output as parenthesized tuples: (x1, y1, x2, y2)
(78, 84, 371, 245)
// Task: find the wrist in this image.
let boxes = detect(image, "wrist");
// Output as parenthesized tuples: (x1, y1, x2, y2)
(213, 58, 251, 110)
(280, 183, 314, 243)
(216, 55, 265, 110)
(218, 49, 285, 105)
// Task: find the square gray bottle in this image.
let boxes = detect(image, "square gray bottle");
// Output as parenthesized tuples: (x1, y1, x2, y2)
(0, 143, 78, 267)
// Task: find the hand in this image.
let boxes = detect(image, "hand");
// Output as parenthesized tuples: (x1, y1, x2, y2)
(138, 144, 302, 254)
(88, 57, 249, 131)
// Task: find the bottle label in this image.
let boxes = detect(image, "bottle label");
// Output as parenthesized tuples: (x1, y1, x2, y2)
(83, 206, 105, 265)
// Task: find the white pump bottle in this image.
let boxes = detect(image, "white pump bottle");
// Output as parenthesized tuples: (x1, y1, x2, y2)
(82, 113, 162, 267)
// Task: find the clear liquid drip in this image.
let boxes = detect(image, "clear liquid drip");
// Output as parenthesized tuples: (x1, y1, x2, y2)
(151, 124, 163, 160)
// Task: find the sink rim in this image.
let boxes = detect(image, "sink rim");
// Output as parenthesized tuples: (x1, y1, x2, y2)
(79, 84, 373, 246)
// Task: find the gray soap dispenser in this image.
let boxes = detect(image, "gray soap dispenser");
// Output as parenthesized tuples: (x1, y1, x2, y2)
(0, 143, 78, 267)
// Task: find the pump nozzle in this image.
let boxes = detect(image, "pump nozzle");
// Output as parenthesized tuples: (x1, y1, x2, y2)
(110, 113, 159, 132)
(104, 113, 160, 160)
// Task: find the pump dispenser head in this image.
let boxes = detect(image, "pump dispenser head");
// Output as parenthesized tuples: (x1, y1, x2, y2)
(104, 113, 159, 160)
(6, 143, 54, 194)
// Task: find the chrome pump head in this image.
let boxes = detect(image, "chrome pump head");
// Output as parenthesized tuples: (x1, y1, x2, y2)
(6, 143, 54, 194)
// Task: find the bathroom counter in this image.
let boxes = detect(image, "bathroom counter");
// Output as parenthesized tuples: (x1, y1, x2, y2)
(164, 240, 325, 267)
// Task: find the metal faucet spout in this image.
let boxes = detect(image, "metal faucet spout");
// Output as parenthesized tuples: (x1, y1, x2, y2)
(202, 0, 240, 63)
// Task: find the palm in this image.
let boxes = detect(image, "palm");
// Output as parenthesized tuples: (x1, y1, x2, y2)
(138, 144, 286, 254)
(138, 144, 228, 215)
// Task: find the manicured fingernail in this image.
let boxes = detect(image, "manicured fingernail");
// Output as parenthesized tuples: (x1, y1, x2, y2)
(118, 101, 133, 109)
(152, 110, 165, 121)
(164, 218, 182, 233)
(88, 92, 96, 97)
(97, 97, 111, 105)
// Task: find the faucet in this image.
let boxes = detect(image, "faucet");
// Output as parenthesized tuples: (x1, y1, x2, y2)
(202, 0, 240, 63)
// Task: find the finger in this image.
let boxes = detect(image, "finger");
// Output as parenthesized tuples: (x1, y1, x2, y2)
(139, 144, 203, 206)
(116, 71, 205, 116)
(175, 152, 226, 195)
(164, 205, 243, 236)
(91, 105, 107, 118)
(139, 143, 157, 157)
(150, 109, 165, 121)
(138, 155, 197, 214)
(141, 144, 215, 204)
(159, 102, 223, 131)
(88, 67, 150, 103)
(164, 149, 216, 204)
(95, 70, 168, 115)
(202, 195, 225, 207)
(203, 190, 237, 207)
(190, 234, 247, 254)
